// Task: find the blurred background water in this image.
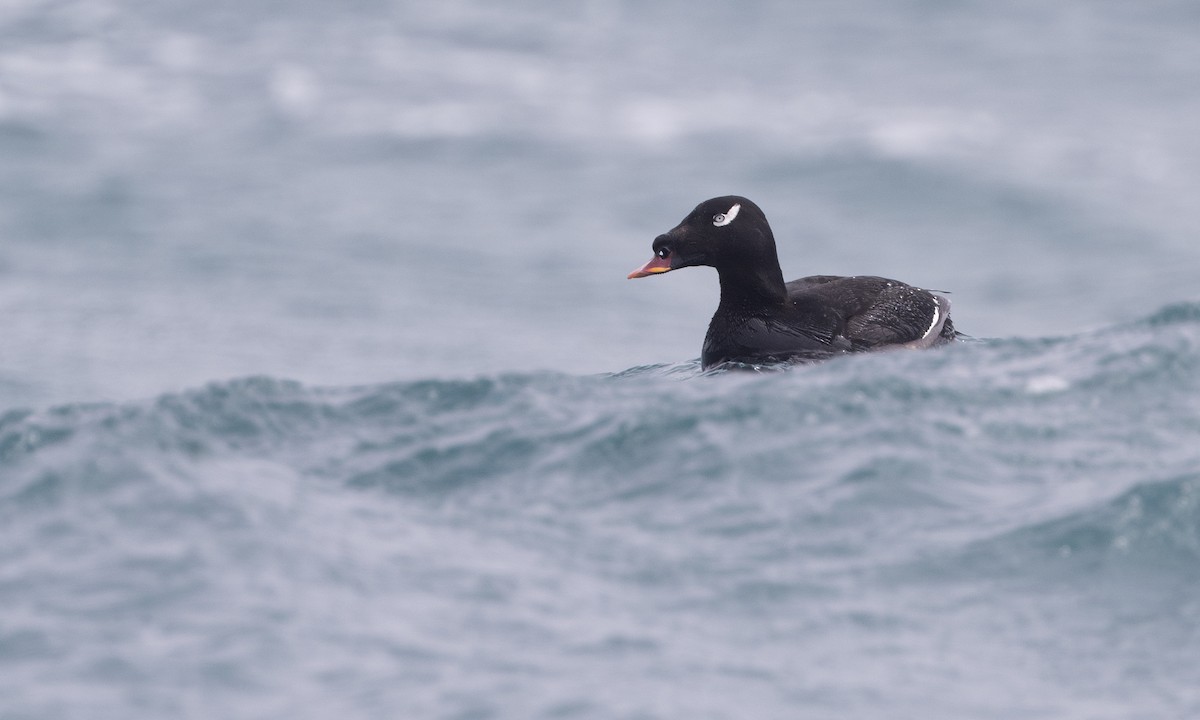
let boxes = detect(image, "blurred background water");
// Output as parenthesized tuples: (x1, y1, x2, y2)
(2, 1, 1199, 718)
(3, 0, 1199, 404)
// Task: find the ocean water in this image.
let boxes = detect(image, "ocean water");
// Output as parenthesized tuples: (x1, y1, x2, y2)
(3, 1, 1200, 718)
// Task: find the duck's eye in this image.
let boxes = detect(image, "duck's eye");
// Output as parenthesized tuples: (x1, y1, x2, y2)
(656, 247, 671, 259)
(712, 202, 741, 227)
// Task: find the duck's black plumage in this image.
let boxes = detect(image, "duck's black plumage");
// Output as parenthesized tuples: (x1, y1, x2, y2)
(628, 195, 956, 369)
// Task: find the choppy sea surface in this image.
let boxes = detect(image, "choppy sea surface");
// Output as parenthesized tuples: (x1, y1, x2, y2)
(3, 1, 1200, 718)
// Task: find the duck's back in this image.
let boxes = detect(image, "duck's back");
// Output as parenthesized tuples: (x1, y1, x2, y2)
(702, 275, 953, 367)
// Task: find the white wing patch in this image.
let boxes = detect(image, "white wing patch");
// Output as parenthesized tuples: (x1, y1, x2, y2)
(712, 203, 741, 227)
(922, 297, 942, 339)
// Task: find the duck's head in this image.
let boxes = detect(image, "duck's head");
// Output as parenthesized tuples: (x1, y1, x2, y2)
(627, 195, 777, 279)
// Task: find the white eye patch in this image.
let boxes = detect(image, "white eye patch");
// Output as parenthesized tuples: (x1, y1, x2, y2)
(712, 203, 741, 227)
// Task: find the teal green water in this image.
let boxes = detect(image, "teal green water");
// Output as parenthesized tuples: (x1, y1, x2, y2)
(3, 0, 1200, 717)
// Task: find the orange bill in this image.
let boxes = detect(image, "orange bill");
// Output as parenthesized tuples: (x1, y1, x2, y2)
(627, 256, 672, 279)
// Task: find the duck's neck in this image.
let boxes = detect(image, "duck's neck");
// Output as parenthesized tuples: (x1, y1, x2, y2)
(715, 262, 788, 314)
